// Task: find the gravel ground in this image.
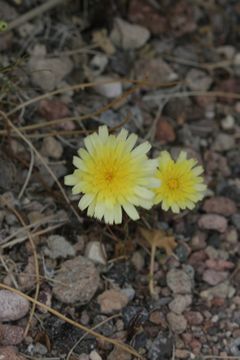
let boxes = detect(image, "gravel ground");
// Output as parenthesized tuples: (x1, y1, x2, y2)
(0, 0, 239, 359)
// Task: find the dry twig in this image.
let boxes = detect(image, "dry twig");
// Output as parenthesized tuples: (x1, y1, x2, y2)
(0, 284, 143, 359)
(0, 198, 40, 338)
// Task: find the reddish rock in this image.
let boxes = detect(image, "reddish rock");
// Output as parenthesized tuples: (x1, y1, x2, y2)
(168, 0, 197, 37)
(217, 78, 240, 104)
(128, 0, 167, 35)
(97, 289, 129, 314)
(190, 231, 207, 250)
(38, 99, 70, 120)
(198, 214, 228, 233)
(204, 150, 231, 177)
(210, 297, 225, 307)
(182, 332, 192, 345)
(189, 250, 208, 268)
(0, 346, 26, 359)
(135, 58, 177, 85)
(206, 259, 235, 271)
(190, 339, 202, 354)
(203, 269, 228, 286)
(0, 325, 24, 346)
(203, 197, 237, 216)
(185, 311, 203, 325)
(155, 117, 176, 144)
(38, 99, 75, 130)
(0, 32, 13, 51)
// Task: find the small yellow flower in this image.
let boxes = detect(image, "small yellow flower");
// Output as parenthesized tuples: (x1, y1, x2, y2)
(154, 151, 206, 213)
(65, 126, 160, 224)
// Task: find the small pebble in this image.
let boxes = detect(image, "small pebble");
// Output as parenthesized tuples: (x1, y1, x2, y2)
(202, 196, 237, 216)
(131, 251, 145, 271)
(0, 346, 26, 359)
(203, 269, 228, 285)
(41, 136, 63, 159)
(94, 76, 122, 98)
(89, 350, 102, 360)
(221, 115, 235, 130)
(0, 290, 30, 322)
(212, 133, 235, 151)
(0, 325, 24, 346)
(52, 256, 100, 304)
(167, 312, 187, 334)
(28, 54, 73, 91)
(185, 311, 204, 325)
(186, 69, 212, 91)
(45, 235, 76, 259)
(198, 214, 228, 233)
(230, 338, 240, 356)
(110, 17, 150, 50)
(97, 289, 129, 314)
(107, 347, 132, 360)
(166, 269, 192, 294)
(169, 295, 192, 314)
(85, 241, 107, 265)
(200, 281, 235, 299)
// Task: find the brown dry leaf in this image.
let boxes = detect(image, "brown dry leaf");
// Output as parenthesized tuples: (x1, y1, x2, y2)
(139, 227, 177, 256)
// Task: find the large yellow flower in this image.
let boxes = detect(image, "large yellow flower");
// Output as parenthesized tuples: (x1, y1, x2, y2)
(65, 126, 160, 224)
(154, 151, 206, 213)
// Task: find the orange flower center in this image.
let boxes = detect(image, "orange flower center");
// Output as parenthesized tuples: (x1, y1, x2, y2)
(168, 178, 179, 190)
(104, 170, 115, 183)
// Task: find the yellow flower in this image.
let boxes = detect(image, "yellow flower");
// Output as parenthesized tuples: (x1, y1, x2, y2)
(154, 151, 206, 213)
(65, 126, 160, 224)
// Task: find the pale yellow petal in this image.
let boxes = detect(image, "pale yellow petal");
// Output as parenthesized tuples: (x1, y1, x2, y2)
(64, 174, 78, 186)
(78, 194, 95, 210)
(123, 203, 139, 220)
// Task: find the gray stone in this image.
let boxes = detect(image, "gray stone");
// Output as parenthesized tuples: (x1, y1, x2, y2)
(94, 76, 122, 98)
(41, 137, 63, 160)
(53, 256, 100, 304)
(186, 69, 213, 91)
(200, 281, 235, 300)
(28, 55, 73, 91)
(0, 290, 30, 322)
(169, 295, 192, 314)
(166, 269, 192, 294)
(110, 17, 150, 50)
(167, 312, 187, 334)
(147, 333, 173, 360)
(45, 235, 76, 259)
(212, 133, 235, 152)
(85, 241, 106, 265)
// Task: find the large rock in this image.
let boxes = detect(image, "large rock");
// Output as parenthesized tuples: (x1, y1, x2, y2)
(0, 290, 30, 322)
(52, 256, 100, 304)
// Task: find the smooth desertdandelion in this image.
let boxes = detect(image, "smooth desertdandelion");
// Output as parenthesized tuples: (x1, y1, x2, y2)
(65, 126, 160, 224)
(153, 151, 206, 213)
